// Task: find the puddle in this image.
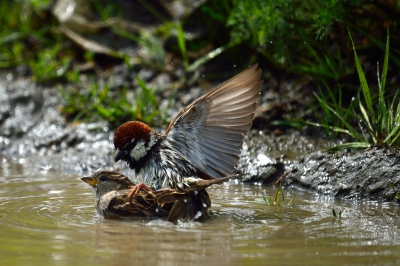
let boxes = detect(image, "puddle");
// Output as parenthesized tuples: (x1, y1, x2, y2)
(0, 158, 399, 265)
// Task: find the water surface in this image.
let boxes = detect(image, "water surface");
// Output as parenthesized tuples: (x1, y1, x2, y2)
(0, 158, 399, 265)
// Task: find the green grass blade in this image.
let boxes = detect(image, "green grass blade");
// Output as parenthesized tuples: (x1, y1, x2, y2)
(186, 40, 240, 72)
(315, 93, 363, 141)
(376, 30, 390, 143)
(176, 22, 189, 69)
(305, 121, 351, 135)
(137, 0, 168, 22)
(378, 71, 388, 137)
(323, 54, 339, 76)
(316, 84, 331, 127)
(380, 30, 390, 140)
(386, 105, 392, 136)
(387, 90, 398, 135)
(380, 28, 389, 92)
(348, 29, 375, 123)
(136, 77, 157, 108)
(358, 101, 376, 143)
(386, 126, 400, 146)
(95, 105, 112, 119)
(384, 92, 400, 145)
(377, 63, 383, 131)
(346, 22, 400, 66)
(381, 100, 388, 141)
(327, 142, 371, 152)
(288, 193, 295, 205)
(274, 187, 280, 205)
(357, 120, 370, 143)
(359, 101, 373, 134)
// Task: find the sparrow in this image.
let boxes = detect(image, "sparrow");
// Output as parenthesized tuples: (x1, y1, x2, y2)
(81, 170, 233, 223)
(114, 64, 262, 196)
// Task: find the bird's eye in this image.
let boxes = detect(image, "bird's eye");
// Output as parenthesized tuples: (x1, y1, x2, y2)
(98, 175, 107, 182)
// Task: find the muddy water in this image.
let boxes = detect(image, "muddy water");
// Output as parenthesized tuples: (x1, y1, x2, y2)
(0, 158, 399, 266)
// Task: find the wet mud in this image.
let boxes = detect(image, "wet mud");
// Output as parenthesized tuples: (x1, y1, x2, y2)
(1, 70, 399, 202)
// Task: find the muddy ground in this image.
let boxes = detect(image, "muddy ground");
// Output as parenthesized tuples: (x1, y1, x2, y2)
(0, 66, 399, 203)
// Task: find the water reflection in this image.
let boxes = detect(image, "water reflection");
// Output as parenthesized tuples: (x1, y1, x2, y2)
(0, 158, 399, 265)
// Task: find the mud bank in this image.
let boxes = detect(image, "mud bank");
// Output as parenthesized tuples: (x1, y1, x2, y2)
(1, 70, 399, 202)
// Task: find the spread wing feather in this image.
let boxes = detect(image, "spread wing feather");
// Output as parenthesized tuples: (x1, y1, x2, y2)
(166, 64, 263, 178)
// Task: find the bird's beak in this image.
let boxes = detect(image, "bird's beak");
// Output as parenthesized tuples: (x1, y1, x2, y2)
(115, 149, 127, 162)
(81, 176, 97, 186)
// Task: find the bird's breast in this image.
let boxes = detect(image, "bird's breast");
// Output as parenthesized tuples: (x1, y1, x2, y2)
(139, 148, 198, 190)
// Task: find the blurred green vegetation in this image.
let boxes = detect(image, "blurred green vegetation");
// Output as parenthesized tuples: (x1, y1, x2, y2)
(60, 75, 168, 128)
(1, 0, 400, 136)
(1, 0, 56, 68)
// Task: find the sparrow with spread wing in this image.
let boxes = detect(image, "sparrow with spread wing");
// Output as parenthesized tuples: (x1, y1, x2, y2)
(113, 64, 262, 197)
(81, 170, 233, 223)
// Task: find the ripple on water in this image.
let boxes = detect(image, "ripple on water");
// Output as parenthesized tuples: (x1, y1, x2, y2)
(0, 159, 399, 265)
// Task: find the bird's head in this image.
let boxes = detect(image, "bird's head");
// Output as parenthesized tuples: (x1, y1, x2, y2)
(81, 170, 133, 197)
(113, 121, 159, 172)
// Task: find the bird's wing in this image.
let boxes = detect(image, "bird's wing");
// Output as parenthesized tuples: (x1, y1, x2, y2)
(110, 189, 172, 217)
(165, 64, 262, 178)
(106, 188, 211, 223)
(162, 190, 211, 223)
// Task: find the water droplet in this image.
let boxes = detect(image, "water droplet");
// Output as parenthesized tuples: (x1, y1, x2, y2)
(194, 211, 202, 219)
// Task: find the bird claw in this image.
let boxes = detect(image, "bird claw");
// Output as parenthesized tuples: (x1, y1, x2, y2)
(127, 183, 152, 200)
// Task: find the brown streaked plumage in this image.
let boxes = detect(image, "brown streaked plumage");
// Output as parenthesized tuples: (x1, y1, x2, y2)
(114, 64, 262, 192)
(81, 170, 233, 224)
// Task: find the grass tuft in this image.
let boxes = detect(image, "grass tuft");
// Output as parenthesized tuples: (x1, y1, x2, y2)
(310, 29, 400, 151)
(258, 183, 295, 207)
(332, 208, 342, 219)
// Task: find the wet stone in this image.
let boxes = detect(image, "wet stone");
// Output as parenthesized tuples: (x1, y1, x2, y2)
(284, 147, 400, 202)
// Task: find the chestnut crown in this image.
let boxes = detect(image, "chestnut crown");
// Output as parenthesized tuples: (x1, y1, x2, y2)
(114, 121, 152, 150)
